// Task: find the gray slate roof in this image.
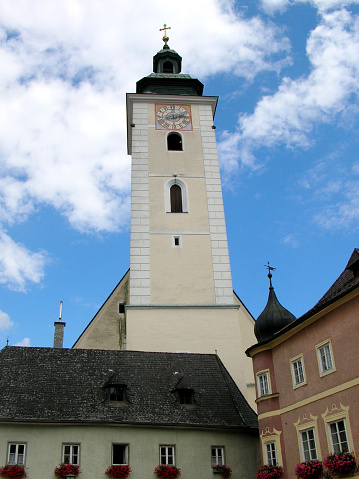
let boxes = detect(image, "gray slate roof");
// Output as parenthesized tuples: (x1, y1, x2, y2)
(0, 347, 257, 430)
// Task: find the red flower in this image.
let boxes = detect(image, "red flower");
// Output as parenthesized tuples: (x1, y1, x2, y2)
(256, 465, 284, 479)
(105, 465, 132, 478)
(154, 465, 181, 479)
(54, 463, 81, 477)
(0, 465, 27, 478)
(213, 464, 232, 478)
(295, 460, 323, 479)
(324, 452, 357, 475)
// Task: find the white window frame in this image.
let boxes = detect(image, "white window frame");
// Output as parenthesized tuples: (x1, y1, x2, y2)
(211, 446, 225, 466)
(160, 445, 175, 466)
(256, 369, 271, 397)
(316, 339, 335, 376)
(7, 443, 26, 465)
(328, 419, 349, 454)
(265, 442, 277, 466)
(290, 354, 306, 388)
(112, 443, 129, 465)
(300, 428, 318, 461)
(62, 443, 80, 465)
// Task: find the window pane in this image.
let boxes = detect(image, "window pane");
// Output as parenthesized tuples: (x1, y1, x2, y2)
(72, 445, 79, 464)
(258, 373, 269, 396)
(330, 420, 348, 453)
(320, 344, 333, 372)
(64, 445, 71, 463)
(293, 359, 305, 384)
(266, 442, 277, 466)
(301, 429, 317, 461)
(170, 185, 183, 213)
(113, 444, 127, 465)
(211, 447, 224, 466)
(160, 446, 174, 465)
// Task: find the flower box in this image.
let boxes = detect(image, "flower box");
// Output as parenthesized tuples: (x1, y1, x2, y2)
(54, 463, 80, 478)
(256, 464, 284, 479)
(295, 460, 323, 479)
(324, 452, 357, 476)
(213, 464, 232, 478)
(105, 465, 132, 478)
(154, 464, 181, 479)
(0, 465, 27, 478)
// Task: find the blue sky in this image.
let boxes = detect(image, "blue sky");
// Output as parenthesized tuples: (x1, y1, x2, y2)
(0, 0, 358, 348)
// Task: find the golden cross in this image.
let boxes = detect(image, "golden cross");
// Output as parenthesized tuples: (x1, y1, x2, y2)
(159, 23, 171, 43)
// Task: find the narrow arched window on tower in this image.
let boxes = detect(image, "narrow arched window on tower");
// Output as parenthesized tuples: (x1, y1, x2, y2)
(170, 184, 183, 213)
(163, 61, 174, 73)
(167, 132, 183, 151)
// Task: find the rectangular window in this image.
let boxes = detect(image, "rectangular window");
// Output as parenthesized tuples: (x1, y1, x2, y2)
(301, 429, 318, 461)
(265, 442, 277, 466)
(160, 446, 175, 466)
(292, 357, 305, 386)
(329, 420, 349, 453)
(257, 371, 270, 397)
(317, 341, 334, 374)
(63, 444, 79, 465)
(211, 447, 225, 466)
(112, 444, 129, 465)
(172, 235, 182, 248)
(8, 443, 26, 465)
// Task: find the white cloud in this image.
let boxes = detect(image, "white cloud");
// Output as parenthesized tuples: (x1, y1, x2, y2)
(298, 156, 359, 229)
(260, 0, 359, 13)
(0, 0, 292, 291)
(315, 180, 359, 229)
(260, 0, 290, 14)
(0, 230, 47, 291)
(219, 9, 359, 171)
(0, 310, 14, 330)
(282, 234, 300, 248)
(15, 337, 31, 347)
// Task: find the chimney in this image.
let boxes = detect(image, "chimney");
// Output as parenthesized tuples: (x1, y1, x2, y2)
(53, 301, 66, 348)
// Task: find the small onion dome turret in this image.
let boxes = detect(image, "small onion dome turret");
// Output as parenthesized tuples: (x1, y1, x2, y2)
(254, 269, 296, 343)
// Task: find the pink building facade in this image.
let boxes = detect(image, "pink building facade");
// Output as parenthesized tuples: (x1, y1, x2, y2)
(247, 249, 359, 478)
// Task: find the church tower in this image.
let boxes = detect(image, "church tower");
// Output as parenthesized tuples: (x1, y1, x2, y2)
(126, 28, 253, 398)
(74, 28, 256, 405)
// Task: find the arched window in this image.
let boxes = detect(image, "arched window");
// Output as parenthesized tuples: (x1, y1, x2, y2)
(163, 61, 174, 73)
(170, 184, 182, 213)
(165, 178, 188, 213)
(167, 132, 183, 151)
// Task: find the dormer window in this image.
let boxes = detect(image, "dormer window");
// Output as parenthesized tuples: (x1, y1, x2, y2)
(105, 384, 127, 403)
(163, 61, 174, 73)
(178, 388, 194, 405)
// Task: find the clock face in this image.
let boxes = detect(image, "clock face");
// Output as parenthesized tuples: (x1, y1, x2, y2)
(155, 104, 192, 130)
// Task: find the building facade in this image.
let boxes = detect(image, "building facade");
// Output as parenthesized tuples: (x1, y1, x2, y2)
(247, 249, 359, 478)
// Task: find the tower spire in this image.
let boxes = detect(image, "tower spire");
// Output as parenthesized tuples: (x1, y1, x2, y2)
(254, 265, 296, 343)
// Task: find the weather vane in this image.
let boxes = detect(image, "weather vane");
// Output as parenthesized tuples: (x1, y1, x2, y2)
(264, 261, 276, 287)
(159, 23, 171, 46)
